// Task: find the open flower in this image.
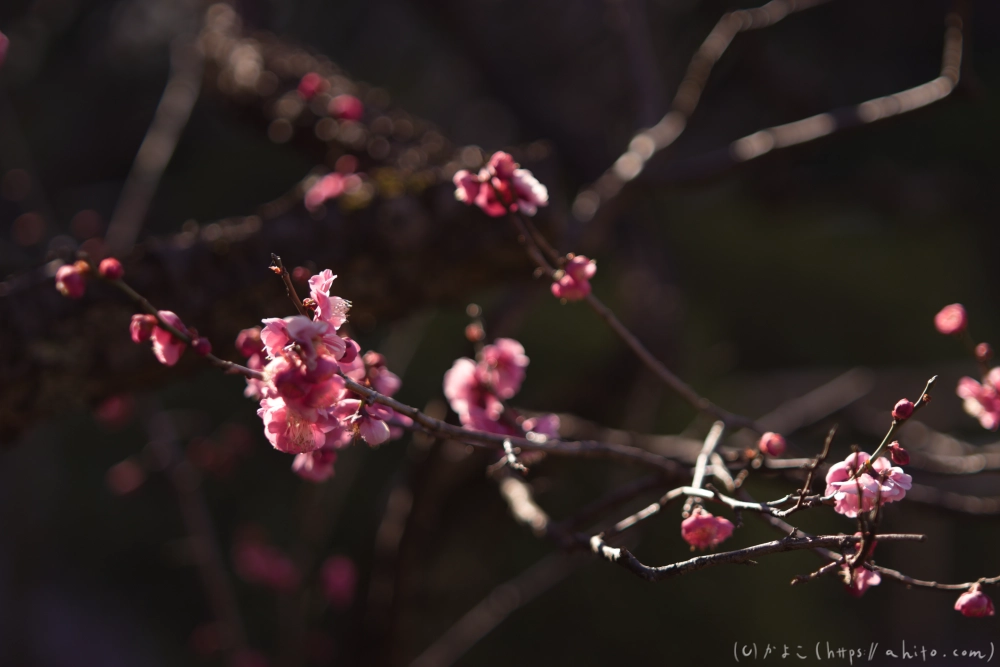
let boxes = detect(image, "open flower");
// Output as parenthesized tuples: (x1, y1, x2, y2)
(452, 152, 548, 217)
(551, 255, 596, 302)
(680, 508, 734, 550)
(934, 303, 967, 335)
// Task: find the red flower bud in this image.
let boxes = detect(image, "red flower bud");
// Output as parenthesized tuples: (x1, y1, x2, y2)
(758, 431, 786, 457)
(887, 442, 910, 466)
(955, 585, 995, 618)
(55, 263, 87, 298)
(98, 257, 124, 280)
(892, 399, 914, 421)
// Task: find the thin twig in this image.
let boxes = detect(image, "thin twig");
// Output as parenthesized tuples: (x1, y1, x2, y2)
(271, 254, 310, 317)
(792, 425, 836, 511)
(105, 35, 205, 255)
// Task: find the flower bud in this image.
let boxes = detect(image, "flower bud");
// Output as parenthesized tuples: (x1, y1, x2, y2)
(934, 303, 967, 335)
(892, 398, 914, 421)
(976, 343, 993, 364)
(130, 314, 157, 343)
(758, 431, 786, 457)
(887, 441, 910, 466)
(192, 337, 213, 356)
(55, 263, 87, 298)
(955, 585, 995, 618)
(98, 257, 124, 280)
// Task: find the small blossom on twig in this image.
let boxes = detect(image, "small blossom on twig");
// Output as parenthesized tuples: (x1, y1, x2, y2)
(98, 257, 124, 280)
(824, 451, 911, 517)
(150, 310, 188, 366)
(934, 303, 967, 335)
(758, 431, 786, 457)
(452, 151, 549, 217)
(843, 565, 881, 598)
(130, 314, 157, 343)
(892, 398, 914, 421)
(680, 507, 734, 551)
(55, 261, 88, 298)
(551, 255, 596, 302)
(955, 585, 995, 617)
(887, 441, 910, 466)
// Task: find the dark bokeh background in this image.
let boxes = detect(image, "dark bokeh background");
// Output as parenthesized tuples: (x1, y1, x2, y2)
(1, 0, 1000, 665)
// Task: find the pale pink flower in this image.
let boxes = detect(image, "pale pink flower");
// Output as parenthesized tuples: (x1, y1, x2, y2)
(870, 457, 912, 503)
(680, 508, 734, 550)
(336, 399, 394, 446)
(292, 445, 338, 482)
(260, 315, 345, 363)
(843, 565, 881, 597)
(510, 169, 548, 215)
(308, 269, 350, 330)
(258, 396, 340, 454)
(758, 432, 786, 457)
(934, 303, 967, 335)
(551, 255, 596, 302)
(55, 263, 87, 298)
(305, 173, 345, 212)
(824, 452, 879, 518)
(955, 585, 995, 617)
(320, 555, 358, 610)
(151, 310, 188, 366)
(957, 370, 1000, 430)
(363, 351, 401, 396)
(480, 338, 529, 399)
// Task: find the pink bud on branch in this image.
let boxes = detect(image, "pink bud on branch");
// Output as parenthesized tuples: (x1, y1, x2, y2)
(934, 303, 967, 335)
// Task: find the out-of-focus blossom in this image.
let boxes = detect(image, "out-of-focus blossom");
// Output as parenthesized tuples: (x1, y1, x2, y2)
(233, 535, 300, 592)
(292, 445, 338, 482)
(363, 351, 401, 396)
(957, 369, 1000, 431)
(305, 173, 345, 212)
(130, 314, 157, 343)
(106, 459, 146, 495)
(680, 508, 734, 550)
(94, 394, 136, 430)
(329, 94, 363, 121)
(551, 255, 596, 302)
(955, 585, 995, 617)
(0, 32, 8, 70)
(55, 261, 88, 298)
(976, 343, 993, 363)
(758, 431, 786, 457)
(320, 555, 358, 610)
(452, 152, 548, 217)
(236, 327, 264, 357)
(934, 303, 967, 335)
(297, 72, 326, 100)
(151, 310, 188, 366)
(480, 338, 529, 399)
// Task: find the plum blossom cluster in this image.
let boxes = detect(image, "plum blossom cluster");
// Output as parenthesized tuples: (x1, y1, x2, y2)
(443, 338, 559, 439)
(235, 269, 406, 481)
(824, 451, 912, 518)
(551, 254, 596, 302)
(453, 151, 549, 217)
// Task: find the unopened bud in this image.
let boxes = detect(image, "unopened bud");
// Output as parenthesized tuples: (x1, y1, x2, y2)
(98, 257, 124, 280)
(934, 303, 967, 335)
(892, 399, 914, 421)
(465, 322, 485, 342)
(130, 314, 157, 343)
(758, 432, 786, 457)
(55, 263, 87, 298)
(887, 441, 910, 466)
(976, 343, 993, 363)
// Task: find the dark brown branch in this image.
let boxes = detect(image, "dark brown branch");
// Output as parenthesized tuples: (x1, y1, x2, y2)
(270, 254, 310, 317)
(589, 533, 924, 583)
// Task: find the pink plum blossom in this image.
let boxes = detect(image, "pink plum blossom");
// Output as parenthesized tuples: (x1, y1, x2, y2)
(305, 173, 345, 212)
(680, 508, 734, 550)
(452, 152, 548, 217)
(551, 255, 596, 302)
(130, 314, 157, 343)
(151, 310, 188, 366)
(258, 396, 343, 454)
(955, 585, 995, 617)
(892, 398, 914, 421)
(957, 369, 1000, 430)
(824, 451, 911, 517)
(308, 270, 350, 330)
(480, 338, 529, 399)
(292, 445, 338, 482)
(934, 303, 967, 335)
(843, 565, 881, 598)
